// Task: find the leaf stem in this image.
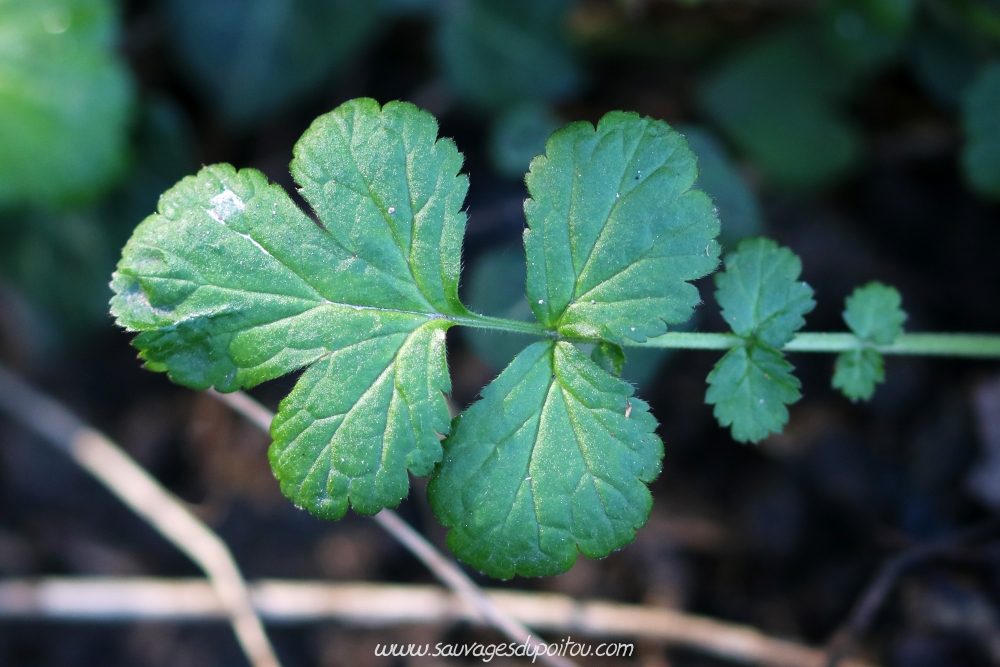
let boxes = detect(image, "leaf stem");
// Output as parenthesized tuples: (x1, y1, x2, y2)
(451, 315, 1000, 358)
(451, 313, 558, 338)
(629, 332, 1000, 358)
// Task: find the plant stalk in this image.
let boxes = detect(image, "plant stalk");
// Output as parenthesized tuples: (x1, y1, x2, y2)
(629, 332, 1000, 358)
(457, 314, 1000, 358)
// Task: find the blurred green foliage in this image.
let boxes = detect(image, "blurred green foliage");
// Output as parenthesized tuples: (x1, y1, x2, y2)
(435, 0, 581, 109)
(699, 25, 862, 189)
(680, 126, 765, 249)
(910, 23, 981, 107)
(167, 0, 379, 126)
(488, 102, 562, 179)
(962, 60, 1000, 197)
(0, 99, 196, 334)
(0, 0, 134, 208)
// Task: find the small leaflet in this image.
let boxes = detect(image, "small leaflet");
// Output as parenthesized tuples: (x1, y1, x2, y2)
(833, 281, 906, 401)
(706, 238, 815, 443)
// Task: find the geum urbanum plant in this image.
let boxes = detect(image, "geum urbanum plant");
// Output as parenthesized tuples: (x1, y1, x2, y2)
(111, 98, 1000, 579)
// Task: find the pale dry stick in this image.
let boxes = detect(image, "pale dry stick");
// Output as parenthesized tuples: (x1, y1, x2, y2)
(0, 366, 281, 667)
(0, 577, 878, 667)
(209, 388, 578, 667)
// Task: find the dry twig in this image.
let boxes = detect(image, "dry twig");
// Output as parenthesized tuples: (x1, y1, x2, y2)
(0, 368, 884, 667)
(0, 366, 281, 667)
(0, 577, 877, 667)
(210, 389, 577, 667)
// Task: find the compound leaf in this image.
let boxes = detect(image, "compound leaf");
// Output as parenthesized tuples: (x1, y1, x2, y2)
(843, 281, 906, 345)
(962, 61, 1000, 199)
(833, 347, 883, 401)
(706, 344, 801, 443)
(429, 341, 662, 578)
(524, 111, 721, 344)
(0, 0, 134, 207)
(715, 237, 815, 348)
(112, 99, 467, 517)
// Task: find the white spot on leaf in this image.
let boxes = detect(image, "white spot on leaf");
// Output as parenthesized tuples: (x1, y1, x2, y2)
(207, 189, 246, 224)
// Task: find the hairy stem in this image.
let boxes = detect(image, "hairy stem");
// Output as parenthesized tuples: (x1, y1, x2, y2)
(629, 332, 1000, 358)
(451, 313, 557, 337)
(455, 314, 1000, 358)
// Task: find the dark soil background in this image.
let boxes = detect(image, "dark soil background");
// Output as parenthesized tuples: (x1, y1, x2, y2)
(1, 1, 1000, 665)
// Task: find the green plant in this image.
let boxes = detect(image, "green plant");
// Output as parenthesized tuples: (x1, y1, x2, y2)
(110, 98, 1000, 579)
(0, 0, 134, 209)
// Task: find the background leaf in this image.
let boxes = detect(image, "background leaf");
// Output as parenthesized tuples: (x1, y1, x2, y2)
(167, 0, 379, 126)
(0, 0, 134, 208)
(429, 341, 662, 578)
(909, 24, 981, 109)
(962, 60, 1000, 198)
(488, 102, 561, 179)
(819, 0, 915, 71)
(523, 111, 720, 343)
(680, 125, 765, 250)
(434, 0, 581, 108)
(698, 26, 860, 189)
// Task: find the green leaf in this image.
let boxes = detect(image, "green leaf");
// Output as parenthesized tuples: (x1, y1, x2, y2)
(909, 25, 980, 110)
(832, 281, 905, 401)
(706, 344, 801, 443)
(591, 341, 625, 376)
(112, 99, 468, 517)
(0, 98, 196, 335)
(708, 238, 813, 442)
(0, 0, 134, 207)
(488, 102, 561, 179)
(714, 238, 816, 349)
(697, 26, 860, 189)
(429, 341, 662, 578)
(819, 0, 915, 71)
(962, 61, 1000, 199)
(464, 246, 676, 390)
(842, 281, 906, 345)
(435, 0, 581, 108)
(523, 111, 721, 344)
(832, 347, 883, 401)
(269, 319, 450, 518)
(166, 0, 379, 126)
